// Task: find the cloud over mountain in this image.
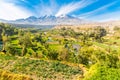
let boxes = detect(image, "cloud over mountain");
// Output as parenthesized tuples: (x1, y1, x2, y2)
(0, 0, 32, 20)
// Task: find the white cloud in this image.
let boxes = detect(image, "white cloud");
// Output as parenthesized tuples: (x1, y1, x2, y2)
(79, 1, 118, 18)
(55, 0, 97, 17)
(34, 0, 58, 16)
(0, 0, 33, 20)
(89, 11, 120, 21)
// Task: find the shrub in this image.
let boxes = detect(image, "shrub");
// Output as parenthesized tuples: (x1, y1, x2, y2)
(0, 70, 33, 80)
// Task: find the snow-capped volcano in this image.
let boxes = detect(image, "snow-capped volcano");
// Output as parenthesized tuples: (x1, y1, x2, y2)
(0, 15, 89, 25)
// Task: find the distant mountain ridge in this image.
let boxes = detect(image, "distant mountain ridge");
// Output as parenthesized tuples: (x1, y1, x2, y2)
(0, 15, 90, 25)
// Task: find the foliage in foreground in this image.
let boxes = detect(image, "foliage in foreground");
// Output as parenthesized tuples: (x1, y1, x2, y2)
(0, 54, 82, 80)
(0, 69, 33, 80)
(83, 63, 120, 80)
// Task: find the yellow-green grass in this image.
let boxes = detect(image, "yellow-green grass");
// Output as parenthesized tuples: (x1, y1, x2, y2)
(0, 69, 33, 80)
(94, 42, 120, 54)
(49, 44, 64, 51)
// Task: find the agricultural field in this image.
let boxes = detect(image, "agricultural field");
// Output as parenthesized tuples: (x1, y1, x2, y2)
(0, 54, 82, 80)
(0, 23, 120, 80)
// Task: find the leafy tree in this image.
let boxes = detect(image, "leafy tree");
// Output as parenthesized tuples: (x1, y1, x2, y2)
(18, 32, 33, 56)
(58, 48, 69, 61)
(84, 63, 120, 80)
(1, 29, 9, 52)
(47, 48, 58, 60)
(5, 43, 16, 55)
(93, 27, 107, 42)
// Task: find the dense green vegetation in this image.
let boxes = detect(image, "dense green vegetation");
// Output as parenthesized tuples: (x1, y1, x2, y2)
(0, 23, 120, 80)
(84, 63, 120, 80)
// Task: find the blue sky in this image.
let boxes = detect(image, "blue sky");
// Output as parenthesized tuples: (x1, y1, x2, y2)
(0, 0, 120, 21)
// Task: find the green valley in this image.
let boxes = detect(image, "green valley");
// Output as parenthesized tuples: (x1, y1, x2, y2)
(0, 23, 120, 80)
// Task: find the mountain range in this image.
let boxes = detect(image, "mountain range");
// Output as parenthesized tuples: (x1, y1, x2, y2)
(0, 15, 90, 25)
